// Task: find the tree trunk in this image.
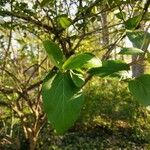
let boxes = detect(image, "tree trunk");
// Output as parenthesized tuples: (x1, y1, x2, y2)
(131, 8, 149, 77)
(101, 11, 109, 46)
(28, 137, 37, 150)
(132, 55, 145, 77)
(21, 128, 38, 150)
(101, 7, 111, 60)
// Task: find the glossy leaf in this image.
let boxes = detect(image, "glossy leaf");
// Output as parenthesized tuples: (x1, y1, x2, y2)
(63, 53, 101, 70)
(42, 71, 84, 134)
(127, 30, 150, 49)
(84, 56, 102, 69)
(57, 15, 72, 29)
(129, 74, 150, 106)
(70, 70, 85, 88)
(88, 60, 130, 77)
(115, 11, 126, 20)
(125, 15, 141, 30)
(43, 40, 65, 68)
(119, 47, 144, 55)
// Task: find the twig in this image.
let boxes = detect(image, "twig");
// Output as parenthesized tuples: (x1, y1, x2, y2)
(24, 57, 47, 87)
(1, 10, 55, 33)
(2, 0, 13, 78)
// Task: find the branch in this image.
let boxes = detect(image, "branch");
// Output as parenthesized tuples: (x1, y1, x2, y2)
(134, 0, 150, 29)
(142, 0, 150, 17)
(72, 23, 123, 51)
(0, 67, 22, 88)
(0, 87, 17, 94)
(102, 32, 126, 60)
(26, 80, 43, 91)
(2, 1, 13, 79)
(0, 10, 55, 33)
(24, 57, 47, 87)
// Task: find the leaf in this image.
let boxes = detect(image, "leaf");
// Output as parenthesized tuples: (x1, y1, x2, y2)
(41, 0, 51, 7)
(63, 53, 101, 70)
(91, 6, 97, 14)
(115, 11, 126, 20)
(125, 15, 141, 30)
(119, 47, 144, 55)
(57, 15, 72, 29)
(70, 70, 85, 88)
(88, 60, 130, 77)
(84, 56, 102, 69)
(108, 71, 130, 79)
(42, 71, 84, 134)
(128, 74, 150, 106)
(43, 40, 65, 68)
(126, 30, 150, 49)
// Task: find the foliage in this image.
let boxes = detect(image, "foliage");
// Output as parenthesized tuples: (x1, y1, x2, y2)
(0, 0, 150, 149)
(43, 40, 65, 68)
(28, 78, 150, 149)
(129, 74, 150, 106)
(1, 78, 150, 149)
(88, 60, 130, 77)
(42, 71, 84, 134)
(119, 47, 144, 55)
(62, 53, 101, 70)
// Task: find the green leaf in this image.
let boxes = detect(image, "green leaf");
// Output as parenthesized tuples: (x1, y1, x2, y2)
(129, 74, 150, 106)
(88, 60, 130, 77)
(42, 71, 84, 134)
(43, 40, 65, 68)
(70, 70, 85, 88)
(115, 11, 126, 20)
(91, 6, 98, 14)
(125, 15, 141, 30)
(119, 47, 144, 55)
(41, 0, 51, 7)
(63, 53, 101, 70)
(84, 56, 102, 69)
(126, 30, 150, 49)
(108, 71, 129, 78)
(57, 15, 72, 29)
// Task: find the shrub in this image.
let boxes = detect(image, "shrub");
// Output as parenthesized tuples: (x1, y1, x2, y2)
(78, 77, 150, 136)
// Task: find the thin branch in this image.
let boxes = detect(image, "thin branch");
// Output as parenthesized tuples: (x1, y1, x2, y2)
(0, 67, 22, 88)
(0, 87, 17, 94)
(24, 56, 47, 87)
(26, 80, 43, 91)
(2, 0, 13, 77)
(102, 32, 126, 60)
(72, 23, 123, 51)
(0, 10, 55, 33)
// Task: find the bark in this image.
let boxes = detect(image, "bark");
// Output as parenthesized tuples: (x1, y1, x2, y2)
(101, 11, 109, 46)
(21, 127, 38, 150)
(131, 0, 150, 77)
(132, 55, 145, 77)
